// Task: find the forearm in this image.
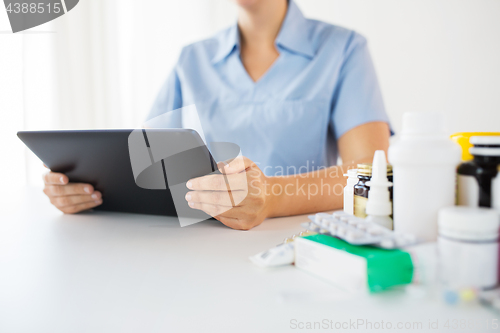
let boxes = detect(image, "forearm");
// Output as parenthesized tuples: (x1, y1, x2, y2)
(265, 163, 352, 217)
(264, 122, 390, 219)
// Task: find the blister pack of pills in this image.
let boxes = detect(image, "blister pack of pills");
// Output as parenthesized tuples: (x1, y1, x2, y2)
(301, 211, 418, 249)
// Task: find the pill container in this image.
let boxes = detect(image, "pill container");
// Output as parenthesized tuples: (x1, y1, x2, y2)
(438, 206, 500, 289)
(353, 163, 393, 218)
(389, 112, 461, 242)
(457, 136, 500, 208)
(343, 169, 358, 215)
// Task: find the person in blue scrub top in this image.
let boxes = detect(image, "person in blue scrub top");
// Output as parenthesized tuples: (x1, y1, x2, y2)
(42, 0, 391, 230)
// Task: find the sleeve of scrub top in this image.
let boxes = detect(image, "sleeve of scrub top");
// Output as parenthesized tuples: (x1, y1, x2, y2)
(144, 67, 183, 128)
(330, 32, 391, 140)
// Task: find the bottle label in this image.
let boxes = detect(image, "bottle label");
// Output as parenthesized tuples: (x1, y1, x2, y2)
(457, 175, 479, 207)
(353, 195, 368, 218)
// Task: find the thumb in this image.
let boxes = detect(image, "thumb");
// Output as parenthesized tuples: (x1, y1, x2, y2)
(217, 156, 254, 175)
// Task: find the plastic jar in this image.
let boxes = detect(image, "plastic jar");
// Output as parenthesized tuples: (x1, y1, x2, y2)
(353, 163, 393, 218)
(388, 112, 461, 241)
(438, 206, 500, 289)
(343, 169, 358, 215)
(457, 136, 500, 208)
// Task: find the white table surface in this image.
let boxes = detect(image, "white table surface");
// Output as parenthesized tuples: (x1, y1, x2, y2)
(0, 188, 498, 333)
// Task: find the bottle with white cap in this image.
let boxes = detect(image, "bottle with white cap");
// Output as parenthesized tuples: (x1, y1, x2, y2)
(365, 150, 393, 229)
(388, 112, 461, 241)
(343, 169, 358, 215)
(438, 206, 500, 289)
(457, 135, 500, 208)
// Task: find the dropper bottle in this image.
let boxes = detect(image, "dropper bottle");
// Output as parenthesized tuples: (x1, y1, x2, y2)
(365, 150, 393, 229)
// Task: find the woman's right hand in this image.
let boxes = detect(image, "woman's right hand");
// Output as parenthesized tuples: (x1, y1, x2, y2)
(43, 171, 103, 214)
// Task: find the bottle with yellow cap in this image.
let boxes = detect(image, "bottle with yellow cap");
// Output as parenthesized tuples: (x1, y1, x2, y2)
(450, 132, 500, 161)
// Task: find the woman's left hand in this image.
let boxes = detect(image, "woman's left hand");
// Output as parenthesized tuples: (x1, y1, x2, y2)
(185, 156, 272, 230)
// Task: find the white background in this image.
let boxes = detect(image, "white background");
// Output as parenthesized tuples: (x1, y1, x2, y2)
(1, 0, 499, 195)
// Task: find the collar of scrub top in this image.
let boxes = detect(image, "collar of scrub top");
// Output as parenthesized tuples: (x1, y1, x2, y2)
(211, 0, 315, 65)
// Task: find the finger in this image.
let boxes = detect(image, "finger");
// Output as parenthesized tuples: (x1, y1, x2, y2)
(186, 191, 233, 207)
(50, 192, 102, 208)
(187, 174, 228, 191)
(60, 200, 103, 214)
(186, 190, 248, 207)
(187, 173, 248, 191)
(43, 172, 68, 185)
(189, 202, 254, 229)
(218, 156, 255, 175)
(188, 202, 241, 218)
(44, 183, 95, 197)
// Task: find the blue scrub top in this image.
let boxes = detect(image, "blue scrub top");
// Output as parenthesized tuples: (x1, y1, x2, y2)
(147, 0, 390, 176)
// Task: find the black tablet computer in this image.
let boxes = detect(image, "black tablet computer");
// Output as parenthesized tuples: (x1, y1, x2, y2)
(17, 129, 219, 219)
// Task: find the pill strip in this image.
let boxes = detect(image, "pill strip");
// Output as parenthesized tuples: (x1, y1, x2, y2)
(302, 211, 418, 249)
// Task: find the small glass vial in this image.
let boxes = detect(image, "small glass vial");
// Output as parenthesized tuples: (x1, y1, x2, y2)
(438, 206, 500, 289)
(343, 169, 358, 215)
(353, 163, 393, 218)
(457, 136, 500, 207)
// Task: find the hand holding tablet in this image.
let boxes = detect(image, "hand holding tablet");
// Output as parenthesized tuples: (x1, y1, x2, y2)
(42, 168, 102, 214)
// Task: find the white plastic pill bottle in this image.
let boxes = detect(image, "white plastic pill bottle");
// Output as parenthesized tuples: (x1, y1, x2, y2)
(343, 169, 358, 215)
(438, 206, 500, 289)
(388, 112, 461, 241)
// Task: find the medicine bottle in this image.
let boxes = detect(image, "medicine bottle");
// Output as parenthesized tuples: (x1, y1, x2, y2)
(457, 136, 500, 208)
(343, 169, 358, 215)
(438, 206, 500, 289)
(353, 163, 393, 218)
(388, 112, 461, 241)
